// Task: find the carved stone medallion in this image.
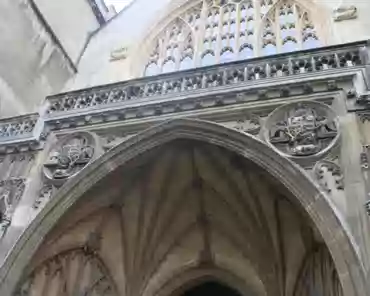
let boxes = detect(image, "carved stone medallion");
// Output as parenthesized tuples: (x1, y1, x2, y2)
(43, 132, 100, 186)
(263, 101, 339, 165)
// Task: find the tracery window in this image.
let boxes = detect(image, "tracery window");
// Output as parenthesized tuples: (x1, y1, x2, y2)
(144, 0, 321, 76)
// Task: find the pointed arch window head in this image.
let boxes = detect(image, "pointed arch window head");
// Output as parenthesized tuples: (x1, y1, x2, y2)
(202, 51, 216, 66)
(143, 0, 322, 76)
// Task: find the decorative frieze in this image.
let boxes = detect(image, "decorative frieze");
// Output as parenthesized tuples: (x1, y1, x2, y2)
(46, 43, 364, 117)
(0, 114, 44, 154)
(0, 114, 38, 140)
(262, 101, 340, 166)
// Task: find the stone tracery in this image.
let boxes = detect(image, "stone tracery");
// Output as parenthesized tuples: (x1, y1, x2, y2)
(15, 249, 118, 296)
(144, 0, 321, 75)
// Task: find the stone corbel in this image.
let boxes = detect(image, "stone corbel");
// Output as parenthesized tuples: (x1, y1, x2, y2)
(110, 46, 129, 61)
(333, 5, 358, 22)
(0, 178, 26, 238)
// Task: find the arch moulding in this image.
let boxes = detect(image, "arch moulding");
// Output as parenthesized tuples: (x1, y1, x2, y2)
(0, 118, 367, 296)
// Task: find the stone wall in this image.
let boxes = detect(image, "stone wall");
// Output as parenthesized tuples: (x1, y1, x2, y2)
(0, 41, 369, 295)
(0, 0, 75, 117)
(33, 0, 101, 63)
(64, 0, 370, 91)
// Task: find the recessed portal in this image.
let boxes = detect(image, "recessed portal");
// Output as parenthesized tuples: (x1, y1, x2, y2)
(14, 139, 345, 296)
(181, 281, 242, 296)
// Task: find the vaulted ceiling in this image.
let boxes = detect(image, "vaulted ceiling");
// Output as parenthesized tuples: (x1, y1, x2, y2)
(18, 140, 342, 296)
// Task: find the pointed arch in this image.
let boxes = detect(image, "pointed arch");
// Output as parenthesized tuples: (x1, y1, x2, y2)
(0, 119, 366, 296)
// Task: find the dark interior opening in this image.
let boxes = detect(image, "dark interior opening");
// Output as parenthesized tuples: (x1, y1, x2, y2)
(181, 281, 242, 296)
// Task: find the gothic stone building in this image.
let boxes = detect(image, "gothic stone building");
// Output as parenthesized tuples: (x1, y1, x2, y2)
(0, 0, 369, 295)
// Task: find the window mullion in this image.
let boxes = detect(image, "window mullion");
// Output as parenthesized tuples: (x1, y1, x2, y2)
(254, 0, 261, 57)
(275, 6, 282, 54)
(195, 1, 208, 67)
(296, 6, 303, 50)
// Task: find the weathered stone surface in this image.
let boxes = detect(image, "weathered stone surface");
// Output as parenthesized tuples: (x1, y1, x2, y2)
(2, 1, 370, 295)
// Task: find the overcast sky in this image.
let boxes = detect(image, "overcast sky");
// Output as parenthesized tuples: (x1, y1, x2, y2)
(104, 0, 133, 12)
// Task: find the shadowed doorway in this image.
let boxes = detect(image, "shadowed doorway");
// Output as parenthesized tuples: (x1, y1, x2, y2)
(181, 281, 243, 296)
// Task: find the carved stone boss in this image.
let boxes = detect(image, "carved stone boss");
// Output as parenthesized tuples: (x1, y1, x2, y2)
(263, 101, 340, 165)
(43, 132, 100, 187)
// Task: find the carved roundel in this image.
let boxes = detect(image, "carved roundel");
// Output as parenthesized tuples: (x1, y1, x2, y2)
(262, 101, 340, 164)
(43, 132, 99, 186)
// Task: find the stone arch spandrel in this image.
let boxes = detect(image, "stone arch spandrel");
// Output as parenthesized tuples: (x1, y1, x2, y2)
(0, 119, 367, 296)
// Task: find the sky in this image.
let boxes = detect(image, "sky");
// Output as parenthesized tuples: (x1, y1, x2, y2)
(104, 0, 133, 12)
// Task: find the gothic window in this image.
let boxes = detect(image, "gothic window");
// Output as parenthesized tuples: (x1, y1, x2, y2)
(144, 0, 322, 76)
(263, 0, 320, 54)
(239, 44, 253, 59)
(145, 62, 160, 76)
(202, 51, 216, 66)
(180, 56, 193, 70)
(220, 47, 235, 63)
(162, 58, 176, 73)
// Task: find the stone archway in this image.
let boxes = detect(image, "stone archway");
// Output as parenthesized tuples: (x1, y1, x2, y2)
(177, 281, 242, 296)
(0, 119, 366, 296)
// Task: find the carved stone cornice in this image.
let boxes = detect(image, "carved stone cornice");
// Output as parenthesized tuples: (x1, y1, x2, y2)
(0, 114, 44, 153)
(46, 41, 365, 118)
(44, 75, 353, 132)
(0, 114, 38, 140)
(0, 41, 367, 151)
